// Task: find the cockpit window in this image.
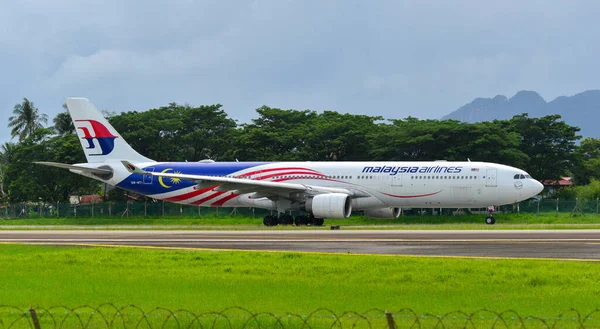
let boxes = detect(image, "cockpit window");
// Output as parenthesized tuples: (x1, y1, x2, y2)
(520, 174, 526, 179)
(514, 174, 520, 179)
(525, 175, 532, 178)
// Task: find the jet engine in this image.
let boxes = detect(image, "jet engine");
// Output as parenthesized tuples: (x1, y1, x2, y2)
(305, 193, 352, 219)
(364, 207, 401, 219)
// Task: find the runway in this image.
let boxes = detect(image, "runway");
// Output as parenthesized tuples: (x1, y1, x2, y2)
(1, 229, 600, 260)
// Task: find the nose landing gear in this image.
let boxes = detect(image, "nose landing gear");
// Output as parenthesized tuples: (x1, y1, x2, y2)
(485, 206, 496, 225)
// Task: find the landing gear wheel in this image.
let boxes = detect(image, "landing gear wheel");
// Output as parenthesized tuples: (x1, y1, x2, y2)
(312, 217, 324, 226)
(294, 215, 309, 226)
(485, 216, 495, 225)
(279, 214, 293, 225)
(263, 215, 278, 226)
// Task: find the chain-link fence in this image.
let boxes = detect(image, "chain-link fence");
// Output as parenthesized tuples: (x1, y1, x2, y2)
(0, 198, 599, 220)
(2, 305, 600, 329)
(0, 202, 272, 219)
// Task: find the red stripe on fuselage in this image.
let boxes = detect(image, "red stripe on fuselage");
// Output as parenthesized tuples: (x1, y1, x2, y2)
(190, 191, 225, 205)
(238, 167, 319, 178)
(163, 185, 218, 202)
(210, 193, 239, 207)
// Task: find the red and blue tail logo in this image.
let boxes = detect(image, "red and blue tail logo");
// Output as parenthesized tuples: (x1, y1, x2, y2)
(75, 120, 118, 156)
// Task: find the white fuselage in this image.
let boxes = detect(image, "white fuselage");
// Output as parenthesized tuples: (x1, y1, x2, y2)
(76, 160, 543, 211)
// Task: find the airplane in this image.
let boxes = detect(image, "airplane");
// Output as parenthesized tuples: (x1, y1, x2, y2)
(35, 98, 544, 226)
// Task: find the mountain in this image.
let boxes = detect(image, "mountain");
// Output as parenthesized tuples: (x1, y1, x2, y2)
(442, 90, 600, 138)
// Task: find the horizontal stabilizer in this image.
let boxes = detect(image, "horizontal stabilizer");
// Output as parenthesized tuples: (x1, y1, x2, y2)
(121, 160, 146, 174)
(34, 161, 112, 175)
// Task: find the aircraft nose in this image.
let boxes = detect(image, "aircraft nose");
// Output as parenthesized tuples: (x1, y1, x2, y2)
(533, 180, 544, 195)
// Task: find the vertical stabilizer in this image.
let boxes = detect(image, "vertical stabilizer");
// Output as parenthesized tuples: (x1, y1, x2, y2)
(65, 98, 153, 163)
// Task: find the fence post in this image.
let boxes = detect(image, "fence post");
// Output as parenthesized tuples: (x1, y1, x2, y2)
(74, 204, 77, 218)
(144, 201, 147, 217)
(29, 307, 42, 329)
(537, 199, 540, 216)
(198, 205, 201, 217)
(385, 311, 396, 329)
(92, 201, 94, 218)
(180, 204, 183, 216)
(597, 198, 599, 216)
(57, 202, 59, 217)
(162, 201, 165, 217)
(556, 198, 559, 216)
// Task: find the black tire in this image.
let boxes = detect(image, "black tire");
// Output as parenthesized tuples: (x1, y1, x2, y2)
(294, 215, 308, 226)
(280, 215, 293, 225)
(263, 215, 278, 226)
(313, 217, 324, 226)
(485, 216, 495, 225)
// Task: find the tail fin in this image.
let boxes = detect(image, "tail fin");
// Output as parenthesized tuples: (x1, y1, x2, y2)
(65, 98, 153, 163)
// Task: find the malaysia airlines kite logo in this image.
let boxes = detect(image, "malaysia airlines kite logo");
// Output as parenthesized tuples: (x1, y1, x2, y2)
(75, 120, 118, 156)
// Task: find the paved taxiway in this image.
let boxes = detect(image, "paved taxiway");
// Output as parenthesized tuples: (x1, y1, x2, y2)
(2, 230, 600, 260)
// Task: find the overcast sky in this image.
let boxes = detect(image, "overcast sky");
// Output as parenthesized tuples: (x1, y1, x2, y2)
(1, 0, 600, 143)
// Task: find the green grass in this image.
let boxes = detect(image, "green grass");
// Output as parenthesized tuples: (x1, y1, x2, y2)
(2, 212, 600, 230)
(1, 243, 600, 319)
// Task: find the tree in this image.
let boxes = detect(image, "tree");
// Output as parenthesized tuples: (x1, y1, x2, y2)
(52, 103, 75, 135)
(504, 114, 581, 180)
(368, 118, 527, 165)
(8, 97, 49, 142)
(0, 142, 17, 201)
(2, 130, 98, 202)
(108, 102, 238, 161)
(572, 138, 600, 185)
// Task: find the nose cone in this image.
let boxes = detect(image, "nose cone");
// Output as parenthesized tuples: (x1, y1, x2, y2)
(532, 180, 544, 195)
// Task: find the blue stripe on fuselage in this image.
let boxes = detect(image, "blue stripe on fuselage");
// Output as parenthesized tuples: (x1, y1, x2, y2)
(116, 162, 270, 195)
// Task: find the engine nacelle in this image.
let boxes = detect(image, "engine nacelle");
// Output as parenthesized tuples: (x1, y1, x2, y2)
(305, 193, 352, 219)
(364, 207, 401, 219)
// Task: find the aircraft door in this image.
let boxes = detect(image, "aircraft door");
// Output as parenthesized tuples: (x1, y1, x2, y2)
(485, 169, 497, 187)
(143, 167, 154, 184)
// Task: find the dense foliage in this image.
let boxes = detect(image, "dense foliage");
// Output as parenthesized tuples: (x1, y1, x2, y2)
(2, 98, 599, 202)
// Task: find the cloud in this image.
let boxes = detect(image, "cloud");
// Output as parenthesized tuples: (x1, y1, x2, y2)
(1, 0, 600, 143)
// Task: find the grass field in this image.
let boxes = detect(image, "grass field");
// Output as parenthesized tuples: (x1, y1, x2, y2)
(1, 243, 599, 318)
(2, 213, 600, 230)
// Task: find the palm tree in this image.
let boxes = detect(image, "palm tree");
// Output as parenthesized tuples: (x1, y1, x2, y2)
(8, 97, 48, 142)
(52, 103, 75, 135)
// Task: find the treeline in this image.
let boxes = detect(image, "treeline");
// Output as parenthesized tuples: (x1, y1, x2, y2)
(1, 97, 600, 202)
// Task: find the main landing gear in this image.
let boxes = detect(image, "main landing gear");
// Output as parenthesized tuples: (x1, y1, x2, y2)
(263, 214, 324, 227)
(485, 206, 496, 225)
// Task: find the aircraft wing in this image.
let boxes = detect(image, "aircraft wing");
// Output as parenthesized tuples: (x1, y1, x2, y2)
(121, 161, 364, 197)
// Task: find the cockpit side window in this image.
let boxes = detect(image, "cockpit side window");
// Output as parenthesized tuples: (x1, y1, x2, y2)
(520, 174, 526, 179)
(514, 174, 520, 179)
